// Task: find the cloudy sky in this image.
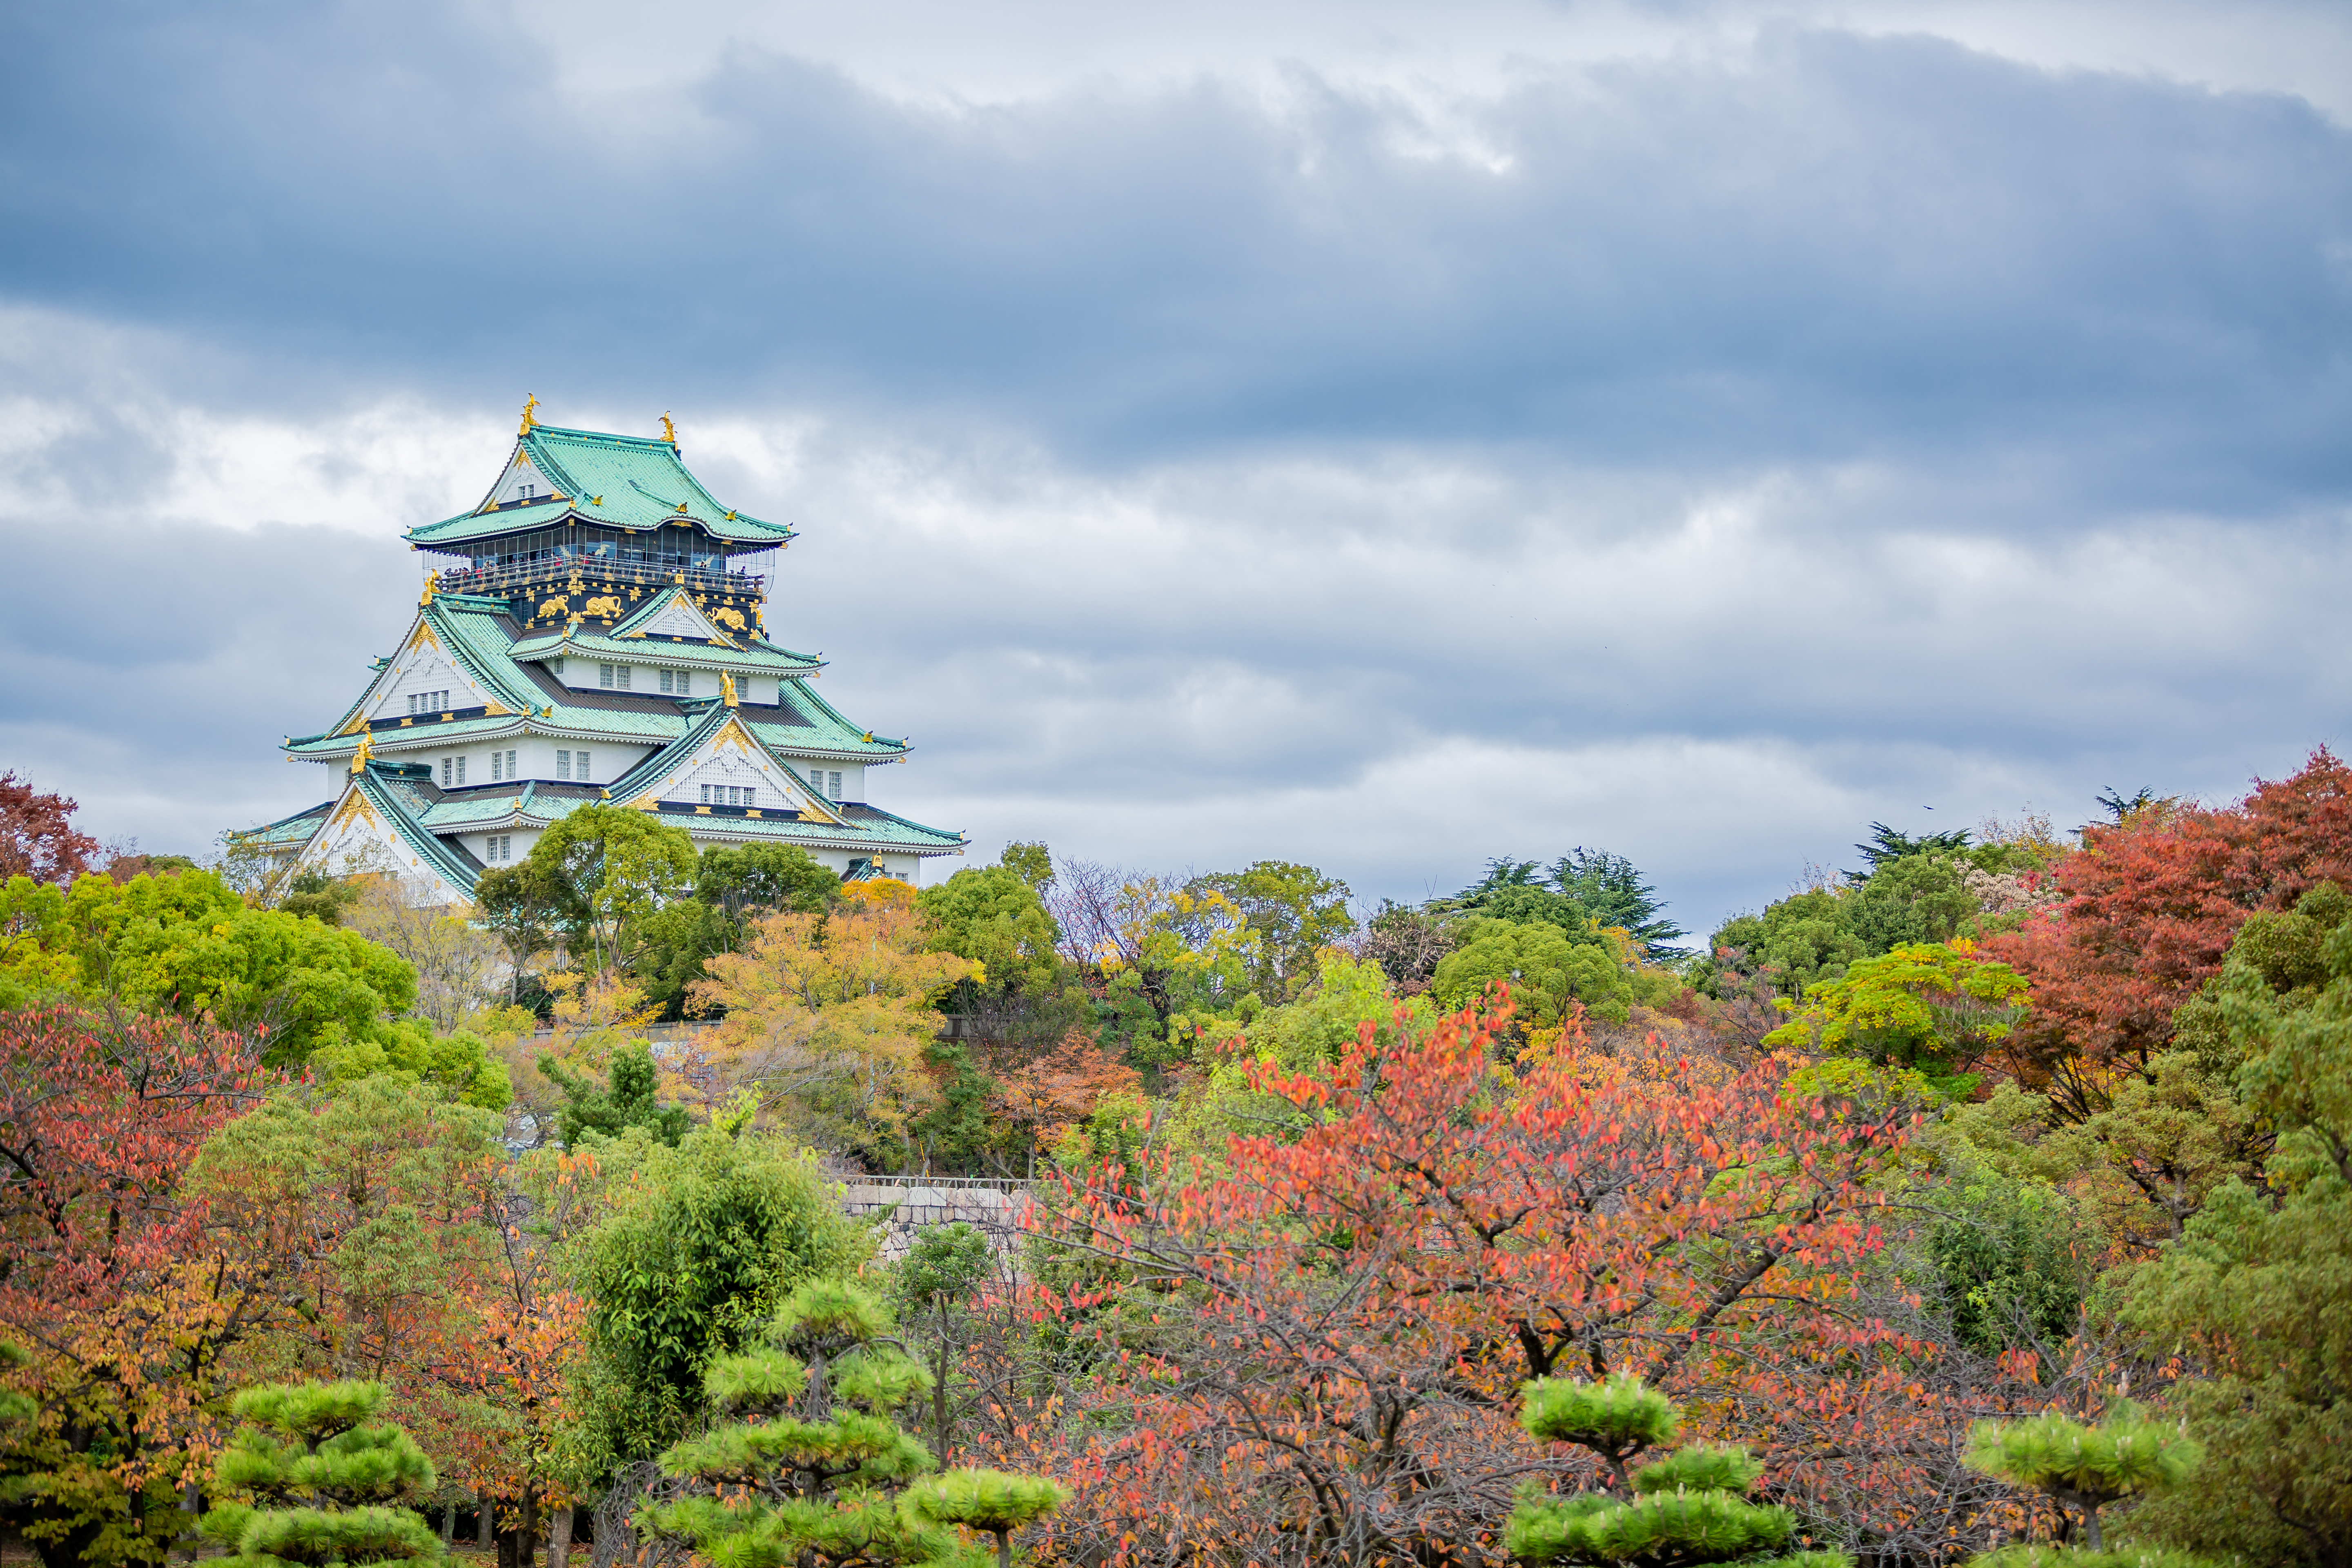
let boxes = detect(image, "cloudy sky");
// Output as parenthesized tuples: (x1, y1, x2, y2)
(2, 0, 2348, 937)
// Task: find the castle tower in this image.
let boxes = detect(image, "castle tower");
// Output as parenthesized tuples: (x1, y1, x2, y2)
(248, 407, 965, 901)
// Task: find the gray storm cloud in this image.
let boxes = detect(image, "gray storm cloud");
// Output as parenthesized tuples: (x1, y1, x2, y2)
(0, 2, 2345, 934)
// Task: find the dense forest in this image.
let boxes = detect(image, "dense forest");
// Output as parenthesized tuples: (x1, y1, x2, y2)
(4, 752, 2350, 1568)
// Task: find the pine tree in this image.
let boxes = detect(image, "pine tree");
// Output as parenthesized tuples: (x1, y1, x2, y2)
(647, 1279, 1058, 1568)
(1506, 1374, 1849, 1568)
(199, 1381, 444, 1568)
(1962, 1401, 2200, 1552)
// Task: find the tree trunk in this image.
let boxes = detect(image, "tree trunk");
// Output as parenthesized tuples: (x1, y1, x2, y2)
(497, 1494, 541, 1568)
(478, 1494, 496, 1551)
(550, 1503, 573, 1568)
(441, 1500, 456, 1546)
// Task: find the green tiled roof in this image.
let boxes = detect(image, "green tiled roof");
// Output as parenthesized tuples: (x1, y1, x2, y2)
(287, 597, 911, 763)
(352, 767, 488, 889)
(405, 425, 796, 548)
(509, 628, 821, 676)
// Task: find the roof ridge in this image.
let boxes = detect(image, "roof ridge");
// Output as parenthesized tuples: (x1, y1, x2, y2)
(519, 431, 586, 498)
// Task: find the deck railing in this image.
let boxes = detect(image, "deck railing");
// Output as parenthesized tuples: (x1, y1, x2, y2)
(434, 559, 765, 599)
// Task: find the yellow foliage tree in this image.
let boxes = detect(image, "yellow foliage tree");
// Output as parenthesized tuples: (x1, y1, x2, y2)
(688, 882, 978, 1149)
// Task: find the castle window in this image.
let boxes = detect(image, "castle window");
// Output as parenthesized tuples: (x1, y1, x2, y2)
(442, 756, 465, 787)
(486, 835, 511, 862)
(677, 670, 691, 695)
(405, 690, 450, 716)
(828, 771, 842, 800)
(556, 750, 570, 780)
(598, 664, 613, 687)
(504, 749, 516, 778)
(577, 751, 591, 782)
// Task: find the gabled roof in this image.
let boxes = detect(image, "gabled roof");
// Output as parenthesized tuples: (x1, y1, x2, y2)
(405, 424, 796, 549)
(508, 626, 822, 678)
(603, 702, 849, 826)
(289, 595, 909, 764)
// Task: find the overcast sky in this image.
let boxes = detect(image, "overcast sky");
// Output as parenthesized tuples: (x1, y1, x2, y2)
(2, 0, 2348, 938)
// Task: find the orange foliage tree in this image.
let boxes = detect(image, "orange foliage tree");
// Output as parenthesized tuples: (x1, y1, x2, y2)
(689, 880, 977, 1148)
(982, 1029, 1142, 1174)
(0, 1006, 270, 1568)
(966, 994, 1933, 1568)
(1989, 748, 2352, 1117)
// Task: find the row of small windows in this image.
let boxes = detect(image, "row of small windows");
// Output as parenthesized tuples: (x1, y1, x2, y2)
(592, 663, 726, 700)
(700, 784, 757, 806)
(406, 691, 451, 715)
(443, 751, 589, 786)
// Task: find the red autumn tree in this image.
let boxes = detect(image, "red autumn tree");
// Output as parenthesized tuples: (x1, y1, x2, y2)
(982, 1029, 1142, 1171)
(0, 772, 100, 886)
(970, 993, 1920, 1568)
(1988, 747, 2352, 1116)
(0, 1005, 270, 1568)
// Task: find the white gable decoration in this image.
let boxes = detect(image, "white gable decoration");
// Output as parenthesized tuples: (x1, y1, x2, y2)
(296, 786, 471, 904)
(637, 718, 840, 821)
(365, 621, 498, 721)
(636, 591, 726, 642)
(486, 450, 564, 508)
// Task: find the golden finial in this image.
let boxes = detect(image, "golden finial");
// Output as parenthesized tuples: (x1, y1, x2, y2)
(349, 731, 375, 774)
(419, 568, 441, 606)
(660, 412, 678, 445)
(521, 393, 540, 435)
(722, 673, 738, 707)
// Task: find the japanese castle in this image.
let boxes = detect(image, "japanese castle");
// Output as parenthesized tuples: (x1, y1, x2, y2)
(252, 403, 966, 902)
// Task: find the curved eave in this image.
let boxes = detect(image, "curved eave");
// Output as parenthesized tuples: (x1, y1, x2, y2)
(647, 811, 967, 856)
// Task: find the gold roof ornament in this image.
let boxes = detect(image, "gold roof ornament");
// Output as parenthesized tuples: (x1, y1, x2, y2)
(660, 412, 678, 445)
(349, 731, 375, 774)
(722, 672, 739, 708)
(419, 568, 441, 607)
(520, 393, 540, 435)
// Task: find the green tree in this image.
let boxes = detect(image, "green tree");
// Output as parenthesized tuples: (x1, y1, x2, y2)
(1962, 1402, 2200, 1553)
(1761, 941, 2029, 1092)
(1703, 848, 1980, 1002)
(0, 869, 504, 1102)
(904, 1470, 1067, 1568)
(1245, 950, 1437, 1069)
(472, 862, 560, 1006)
(1431, 917, 1638, 1026)
(919, 866, 1065, 1002)
(1507, 1376, 1847, 1566)
(198, 1380, 443, 1568)
(646, 1281, 1023, 1568)
(572, 1128, 869, 1469)
(1190, 860, 1355, 1002)
(998, 842, 1054, 894)
(523, 804, 698, 975)
(539, 1040, 690, 1149)
(2111, 882, 2352, 1564)
(1549, 848, 1686, 952)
